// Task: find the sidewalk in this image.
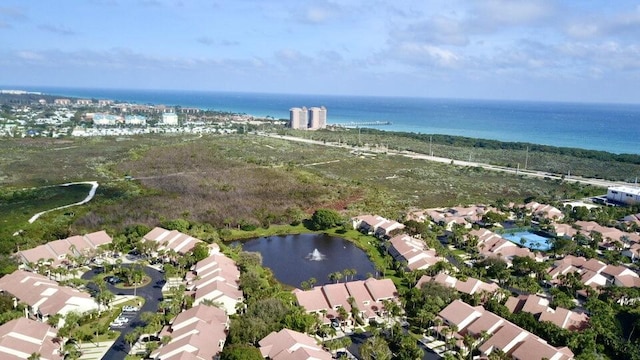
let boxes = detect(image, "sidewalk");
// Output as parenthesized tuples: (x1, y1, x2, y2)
(78, 341, 116, 360)
(111, 295, 139, 306)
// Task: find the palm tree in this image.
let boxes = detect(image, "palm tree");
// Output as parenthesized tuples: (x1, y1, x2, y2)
(433, 317, 443, 339)
(359, 335, 392, 360)
(328, 271, 343, 283)
(337, 306, 349, 331)
(463, 334, 476, 359)
(343, 268, 353, 282)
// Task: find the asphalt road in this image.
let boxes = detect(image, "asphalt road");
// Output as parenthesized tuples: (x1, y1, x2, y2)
(81, 264, 165, 360)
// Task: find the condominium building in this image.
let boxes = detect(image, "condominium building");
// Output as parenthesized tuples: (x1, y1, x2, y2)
(308, 106, 327, 130)
(289, 107, 308, 129)
(289, 106, 326, 130)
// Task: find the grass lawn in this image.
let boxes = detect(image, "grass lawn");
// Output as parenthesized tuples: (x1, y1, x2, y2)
(221, 223, 310, 241)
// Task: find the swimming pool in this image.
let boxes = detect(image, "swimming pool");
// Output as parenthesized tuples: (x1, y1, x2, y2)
(501, 231, 552, 251)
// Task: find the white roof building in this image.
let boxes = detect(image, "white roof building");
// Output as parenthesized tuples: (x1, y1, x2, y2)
(0, 270, 98, 322)
(0, 318, 62, 360)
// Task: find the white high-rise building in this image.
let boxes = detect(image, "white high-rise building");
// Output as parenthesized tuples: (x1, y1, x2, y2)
(162, 112, 179, 125)
(289, 107, 308, 129)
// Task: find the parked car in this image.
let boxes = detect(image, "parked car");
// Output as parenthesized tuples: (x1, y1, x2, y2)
(105, 276, 121, 285)
(122, 305, 139, 312)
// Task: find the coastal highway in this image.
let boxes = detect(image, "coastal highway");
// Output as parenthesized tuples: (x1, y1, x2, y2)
(258, 133, 631, 190)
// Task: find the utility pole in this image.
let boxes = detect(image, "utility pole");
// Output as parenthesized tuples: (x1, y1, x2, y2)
(524, 146, 529, 170)
(429, 136, 433, 156)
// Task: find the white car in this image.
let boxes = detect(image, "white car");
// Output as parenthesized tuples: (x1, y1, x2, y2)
(122, 306, 139, 312)
(110, 320, 125, 327)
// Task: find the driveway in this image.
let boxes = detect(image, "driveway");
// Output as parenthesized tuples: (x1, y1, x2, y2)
(81, 264, 165, 360)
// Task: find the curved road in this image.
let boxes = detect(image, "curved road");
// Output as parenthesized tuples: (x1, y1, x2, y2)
(82, 265, 165, 360)
(29, 181, 100, 223)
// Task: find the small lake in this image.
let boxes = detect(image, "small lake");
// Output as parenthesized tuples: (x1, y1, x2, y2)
(237, 233, 376, 288)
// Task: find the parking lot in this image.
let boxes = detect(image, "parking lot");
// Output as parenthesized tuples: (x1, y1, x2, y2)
(109, 307, 139, 329)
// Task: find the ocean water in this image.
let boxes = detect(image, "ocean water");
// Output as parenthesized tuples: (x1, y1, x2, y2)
(17, 86, 640, 155)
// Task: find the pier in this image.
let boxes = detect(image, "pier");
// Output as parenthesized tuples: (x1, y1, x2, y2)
(333, 121, 392, 128)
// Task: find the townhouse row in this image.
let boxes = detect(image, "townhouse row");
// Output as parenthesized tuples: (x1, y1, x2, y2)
(294, 278, 399, 326)
(437, 299, 574, 360)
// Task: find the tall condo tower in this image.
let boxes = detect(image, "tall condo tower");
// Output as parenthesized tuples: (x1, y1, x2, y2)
(308, 106, 327, 130)
(289, 107, 308, 129)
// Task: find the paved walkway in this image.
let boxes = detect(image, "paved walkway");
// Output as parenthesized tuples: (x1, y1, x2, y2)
(78, 341, 116, 360)
(28, 181, 99, 223)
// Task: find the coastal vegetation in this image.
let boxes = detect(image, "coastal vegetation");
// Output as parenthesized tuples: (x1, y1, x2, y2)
(0, 132, 617, 260)
(1, 130, 639, 359)
(289, 128, 640, 182)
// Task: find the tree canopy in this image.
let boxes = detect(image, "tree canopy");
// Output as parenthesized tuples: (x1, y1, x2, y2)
(308, 209, 343, 230)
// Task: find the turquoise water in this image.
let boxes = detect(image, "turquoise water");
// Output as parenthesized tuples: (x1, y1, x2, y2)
(502, 231, 552, 251)
(14, 86, 640, 155)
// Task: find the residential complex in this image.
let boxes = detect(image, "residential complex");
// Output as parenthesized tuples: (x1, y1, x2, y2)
(16, 230, 112, 267)
(294, 278, 398, 326)
(151, 304, 229, 360)
(0, 270, 98, 325)
(437, 300, 574, 360)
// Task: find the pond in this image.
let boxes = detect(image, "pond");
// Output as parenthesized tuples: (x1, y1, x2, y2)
(237, 233, 376, 288)
(501, 231, 553, 251)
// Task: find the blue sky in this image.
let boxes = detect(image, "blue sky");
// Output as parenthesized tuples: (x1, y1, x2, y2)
(2, 0, 640, 103)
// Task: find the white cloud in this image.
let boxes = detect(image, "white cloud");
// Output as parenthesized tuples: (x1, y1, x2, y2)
(16, 50, 44, 61)
(471, 0, 555, 29)
(393, 42, 461, 68)
(297, 0, 342, 24)
(391, 16, 469, 46)
(38, 24, 77, 36)
(565, 8, 640, 39)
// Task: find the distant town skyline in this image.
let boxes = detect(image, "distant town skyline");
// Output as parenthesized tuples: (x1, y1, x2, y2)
(2, 1, 640, 104)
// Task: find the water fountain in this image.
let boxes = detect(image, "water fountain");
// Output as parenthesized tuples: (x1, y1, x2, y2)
(307, 248, 325, 261)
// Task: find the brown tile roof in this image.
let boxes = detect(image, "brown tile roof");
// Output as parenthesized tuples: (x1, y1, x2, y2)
(294, 279, 400, 323)
(259, 329, 331, 360)
(85, 230, 112, 247)
(17, 231, 112, 266)
(438, 300, 483, 328)
(510, 336, 574, 360)
(321, 283, 352, 311)
(364, 278, 397, 301)
(478, 321, 526, 354)
(294, 287, 329, 313)
(521, 294, 549, 315)
(0, 270, 96, 316)
(0, 318, 61, 360)
(143, 227, 202, 255)
(152, 305, 228, 360)
(466, 311, 504, 337)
